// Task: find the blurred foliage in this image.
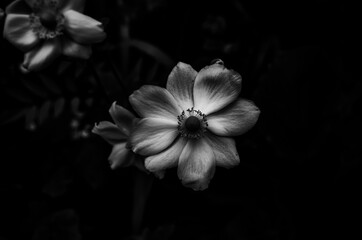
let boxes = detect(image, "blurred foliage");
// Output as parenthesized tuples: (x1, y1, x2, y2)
(0, 0, 360, 240)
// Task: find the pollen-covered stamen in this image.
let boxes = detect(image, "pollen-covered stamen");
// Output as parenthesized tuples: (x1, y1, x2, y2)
(177, 108, 208, 139)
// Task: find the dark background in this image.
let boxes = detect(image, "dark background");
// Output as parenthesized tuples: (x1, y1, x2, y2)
(1, 0, 361, 239)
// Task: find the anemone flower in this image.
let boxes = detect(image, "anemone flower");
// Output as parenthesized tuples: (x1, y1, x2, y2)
(128, 60, 260, 190)
(3, 0, 106, 73)
(92, 102, 141, 170)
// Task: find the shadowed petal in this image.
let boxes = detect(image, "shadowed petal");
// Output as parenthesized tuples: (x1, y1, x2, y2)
(62, 37, 91, 59)
(59, 0, 85, 13)
(6, 0, 32, 14)
(166, 62, 197, 110)
(193, 63, 242, 115)
(204, 133, 239, 168)
(108, 142, 134, 169)
(129, 118, 179, 156)
(21, 38, 61, 72)
(178, 138, 215, 191)
(207, 98, 260, 136)
(3, 14, 39, 52)
(109, 102, 135, 136)
(145, 137, 187, 172)
(63, 10, 106, 44)
(92, 121, 128, 145)
(24, 0, 38, 9)
(129, 85, 181, 120)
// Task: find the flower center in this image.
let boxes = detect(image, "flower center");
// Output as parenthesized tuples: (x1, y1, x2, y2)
(39, 10, 58, 30)
(185, 116, 200, 132)
(177, 108, 208, 139)
(29, 2, 65, 40)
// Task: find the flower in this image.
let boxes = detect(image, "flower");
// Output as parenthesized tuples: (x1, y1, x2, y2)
(92, 102, 140, 170)
(128, 60, 260, 190)
(3, 0, 106, 72)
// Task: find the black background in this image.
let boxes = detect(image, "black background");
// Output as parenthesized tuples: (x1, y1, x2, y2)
(1, 0, 361, 239)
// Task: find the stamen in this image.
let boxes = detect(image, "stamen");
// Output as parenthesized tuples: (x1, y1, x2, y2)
(30, 13, 65, 39)
(29, 0, 63, 39)
(177, 108, 208, 139)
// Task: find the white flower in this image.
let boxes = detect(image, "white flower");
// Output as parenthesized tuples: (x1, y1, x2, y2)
(92, 102, 139, 170)
(3, 0, 106, 72)
(128, 60, 260, 190)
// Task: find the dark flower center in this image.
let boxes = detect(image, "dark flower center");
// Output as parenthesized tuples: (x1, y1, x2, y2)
(39, 10, 58, 30)
(185, 116, 200, 132)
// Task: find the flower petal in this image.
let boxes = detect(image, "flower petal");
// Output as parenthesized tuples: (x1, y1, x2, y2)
(129, 85, 181, 120)
(193, 63, 242, 115)
(3, 14, 40, 52)
(204, 133, 239, 168)
(62, 37, 91, 59)
(177, 138, 215, 191)
(21, 38, 61, 72)
(207, 98, 260, 136)
(92, 121, 128, 145)
(166, 62, 197, 110)
(109, 102, 135, 136)
(59, 0, 85, 13)
(6, 0, 32, 14)
(108, 142, 134, 169)
(145, 137, 187, 173)
(63, 10, 106, 44)
(129, 118, 179, 156)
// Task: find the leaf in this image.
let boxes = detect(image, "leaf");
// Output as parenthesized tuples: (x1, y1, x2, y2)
(0, 109, 27, 125)
(129, 39, 175, 67)
(54, 98, 65, 118)
(4, 88, 34, 104)
(38, 73, 62, 95)
(70, 97, 80, 115)
(126, 58, 143, 88)
(97, 61, 125, 102)
(145, 61, 159, 84)
(64, 76, 77, 93)
(25, 106, 37, 130)
(21, 77, 49, 99)
(42, 167, 73, 198)
(38, 100, 51, 125)
(57, 61, 72, 75)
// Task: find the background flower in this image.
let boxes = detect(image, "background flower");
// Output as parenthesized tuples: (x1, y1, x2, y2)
(129, 61, 260, 190)
(92, 101, 140, 170)
(3, 0, 106, 72)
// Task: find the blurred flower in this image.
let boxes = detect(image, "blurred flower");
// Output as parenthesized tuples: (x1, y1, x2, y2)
(92, 102, 140, 170)
(3, 0, 106, 73)
(128, 60, 260, 190)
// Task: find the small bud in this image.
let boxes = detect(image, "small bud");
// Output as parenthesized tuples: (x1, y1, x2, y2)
(210, 58, 224, 65)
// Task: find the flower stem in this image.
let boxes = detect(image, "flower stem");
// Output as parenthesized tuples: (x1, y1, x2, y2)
(131, 170, 154, 234)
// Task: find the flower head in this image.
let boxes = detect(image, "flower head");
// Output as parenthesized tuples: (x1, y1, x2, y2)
(92, 102, 140, 170)
(128, 60, 260, 190)
(3, 0, 106, 72)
